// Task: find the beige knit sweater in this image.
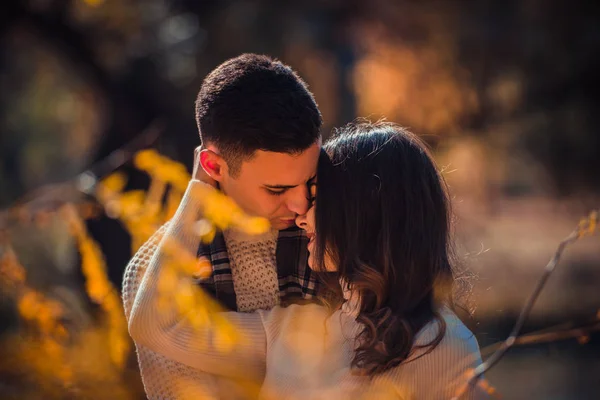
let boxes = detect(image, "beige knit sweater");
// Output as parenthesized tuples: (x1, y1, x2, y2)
(123, 224, 251, 399)
(128, 180, 486, 400)
(123, 186, 281, 399)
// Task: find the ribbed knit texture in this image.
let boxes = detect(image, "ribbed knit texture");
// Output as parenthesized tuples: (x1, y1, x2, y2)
(123, 182, 281, 399)
(223, 228, 280, 312)
(128, 180, 487, 399)
(123, 223, 219, 400)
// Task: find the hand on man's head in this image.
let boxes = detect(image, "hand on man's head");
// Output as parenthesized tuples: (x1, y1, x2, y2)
(193, 146, 218, 187)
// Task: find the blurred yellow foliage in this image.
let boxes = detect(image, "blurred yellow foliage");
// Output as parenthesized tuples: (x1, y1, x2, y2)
(0, 243, 26, 286)
(61, 203, 130, 368)
(98, 149, 270, 352)
(0, 243, 72, 386)
(0, 149, 269, 397)
(578, 210, 598, 238)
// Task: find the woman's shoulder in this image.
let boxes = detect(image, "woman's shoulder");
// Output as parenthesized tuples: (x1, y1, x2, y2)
(376, 309, 484, 398)
(444, 310, 480, 352)
(415, 308, 478, 346)
(408, 308, 482, 373)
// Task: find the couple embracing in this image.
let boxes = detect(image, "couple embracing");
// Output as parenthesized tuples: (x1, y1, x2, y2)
(124, 54, 485, 399)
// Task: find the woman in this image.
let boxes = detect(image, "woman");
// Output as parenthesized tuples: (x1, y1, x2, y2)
(129, 121, 484, 399)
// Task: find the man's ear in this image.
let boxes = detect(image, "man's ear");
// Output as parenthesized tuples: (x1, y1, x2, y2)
(199, 149, 228, 182)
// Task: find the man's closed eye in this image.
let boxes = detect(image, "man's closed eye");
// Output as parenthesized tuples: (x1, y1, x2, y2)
(266, 188, 287, 196)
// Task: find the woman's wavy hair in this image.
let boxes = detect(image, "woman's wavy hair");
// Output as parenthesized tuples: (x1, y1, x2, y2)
(313, 121, 463, 377)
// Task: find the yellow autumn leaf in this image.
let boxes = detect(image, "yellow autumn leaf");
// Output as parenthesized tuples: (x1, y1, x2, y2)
(100, 172, 127, 194)
(133, 149, 160, 171)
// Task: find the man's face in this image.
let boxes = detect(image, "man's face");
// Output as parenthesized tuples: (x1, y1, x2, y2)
(219, 142, 321, 230)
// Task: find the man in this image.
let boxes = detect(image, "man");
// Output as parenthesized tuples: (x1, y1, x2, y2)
(123, 53, 322, 399)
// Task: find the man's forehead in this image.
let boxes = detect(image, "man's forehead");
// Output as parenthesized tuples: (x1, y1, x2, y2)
(255, 165, 317, 187)
(263, 173, 317, 188)
(241, 146, 320, 185)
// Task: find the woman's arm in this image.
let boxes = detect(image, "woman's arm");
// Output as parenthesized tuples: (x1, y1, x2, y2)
(128, 180, 267, 380)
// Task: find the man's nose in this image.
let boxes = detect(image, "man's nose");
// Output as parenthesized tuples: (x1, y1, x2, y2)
(286, 187, 310, 216)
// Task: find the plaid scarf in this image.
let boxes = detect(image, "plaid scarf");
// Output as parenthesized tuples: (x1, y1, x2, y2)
(196, 226, 320, 311)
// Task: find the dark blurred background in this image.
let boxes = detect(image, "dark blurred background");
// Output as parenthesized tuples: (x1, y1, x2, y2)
(1, 0, 599, 398)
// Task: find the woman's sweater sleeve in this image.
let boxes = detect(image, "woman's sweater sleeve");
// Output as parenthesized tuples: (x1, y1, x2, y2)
(128, 180, 268, 380)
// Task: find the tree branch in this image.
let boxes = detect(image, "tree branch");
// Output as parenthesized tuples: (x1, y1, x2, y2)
(453, 210, 599, 399)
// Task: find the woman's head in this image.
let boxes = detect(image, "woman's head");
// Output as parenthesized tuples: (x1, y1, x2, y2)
(296, 120, 457, 376)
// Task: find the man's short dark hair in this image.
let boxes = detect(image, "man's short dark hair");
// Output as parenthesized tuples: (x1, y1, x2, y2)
(195, 53, 322, 176)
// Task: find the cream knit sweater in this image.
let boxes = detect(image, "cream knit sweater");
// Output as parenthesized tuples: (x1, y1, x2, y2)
(123, 184, 281, 399)
(128, 181, 486, 400)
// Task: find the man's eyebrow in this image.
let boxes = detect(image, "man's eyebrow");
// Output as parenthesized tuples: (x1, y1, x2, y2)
(264, 184, 297, 190)
(264, 175, 317, 190)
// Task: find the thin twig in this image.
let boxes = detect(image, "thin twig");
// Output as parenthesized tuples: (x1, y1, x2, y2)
(480, 320, 600, 357)
(452, 210, 599, 399)
(84, 120, 163, 182)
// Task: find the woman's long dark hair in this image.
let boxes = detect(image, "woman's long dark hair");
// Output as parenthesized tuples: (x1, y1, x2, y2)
(314, 121, 460, 377)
